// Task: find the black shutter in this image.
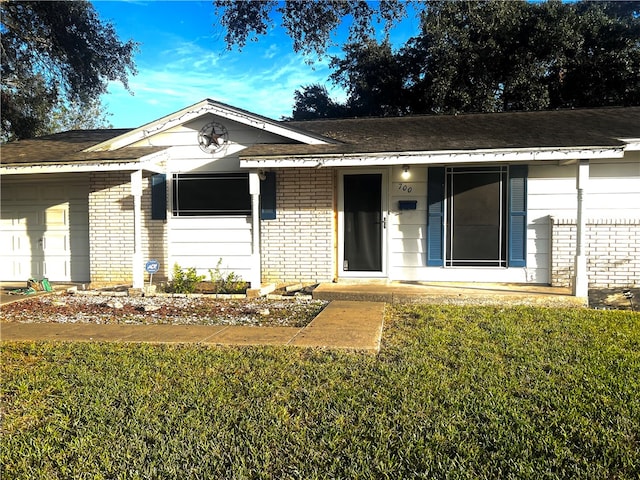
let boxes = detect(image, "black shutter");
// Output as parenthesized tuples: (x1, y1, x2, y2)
(260, 171, 276, 220)
(151, 174, 167, 220)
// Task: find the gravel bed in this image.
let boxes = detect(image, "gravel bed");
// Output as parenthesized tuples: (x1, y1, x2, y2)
(0, 293, 329, 327)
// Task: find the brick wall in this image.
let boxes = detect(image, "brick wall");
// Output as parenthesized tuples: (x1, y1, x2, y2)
(551, 218, 640, 288)
(89, 172, 167, 286)
(261, 168, 334, 284)
(141, 175, 168, 282)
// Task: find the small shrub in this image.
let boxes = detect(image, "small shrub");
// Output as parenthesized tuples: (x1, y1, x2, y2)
(209, 259, 248, 294)
(166, 263, 205, 294)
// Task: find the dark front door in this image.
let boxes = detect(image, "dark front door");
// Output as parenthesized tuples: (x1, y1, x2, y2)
(343, 174, 382, 272)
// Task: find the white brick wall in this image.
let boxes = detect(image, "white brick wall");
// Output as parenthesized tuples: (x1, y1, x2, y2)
(551, 218, 640, 288)
(88, 172, 167, 286)
(260, 168, 334, 284)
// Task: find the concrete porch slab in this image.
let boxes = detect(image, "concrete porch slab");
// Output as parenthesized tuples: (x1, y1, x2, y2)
(313, 282, 586, 308)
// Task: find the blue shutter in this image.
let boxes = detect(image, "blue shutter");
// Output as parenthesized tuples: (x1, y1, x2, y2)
(508, 165, 527, 267)
(151, 174, 166, 220)
(427, 167, 445, 266)
(260, 171, 276, 220)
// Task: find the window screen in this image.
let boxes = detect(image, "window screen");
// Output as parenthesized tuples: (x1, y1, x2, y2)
(172, 173, 251, 216)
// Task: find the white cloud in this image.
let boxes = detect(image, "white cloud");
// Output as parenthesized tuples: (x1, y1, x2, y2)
(263, 44, 279, 59)
(102, 28, 346, 127)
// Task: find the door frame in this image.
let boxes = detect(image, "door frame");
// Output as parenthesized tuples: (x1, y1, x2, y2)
(337, 168, 389, 278)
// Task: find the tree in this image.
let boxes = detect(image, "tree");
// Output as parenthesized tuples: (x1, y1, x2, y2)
(289, 39, 412, 120)
(1, 1, 137, 141)
(213, 0, 410, 59)
(290, 84, 347, 120)
(404, 0, 640, 113)
(285, 0, 640, 119)
(48, 98, 113, 133)
(331, 39, 409, 117)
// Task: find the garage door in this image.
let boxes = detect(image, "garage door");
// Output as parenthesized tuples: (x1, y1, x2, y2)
(0, 175, 90, 282)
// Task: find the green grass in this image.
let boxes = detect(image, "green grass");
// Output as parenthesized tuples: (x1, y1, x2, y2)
(2, 305, 639, 479)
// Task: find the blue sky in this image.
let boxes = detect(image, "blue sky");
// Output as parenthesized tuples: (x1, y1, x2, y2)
(92, 1, 420, 128)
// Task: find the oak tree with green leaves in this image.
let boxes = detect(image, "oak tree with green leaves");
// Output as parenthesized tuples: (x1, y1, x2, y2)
(1, 0, 137, 141)
(213, 0, 639, 119)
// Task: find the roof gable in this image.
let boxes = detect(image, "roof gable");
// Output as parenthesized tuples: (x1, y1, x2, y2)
(86, 98, 332, 152)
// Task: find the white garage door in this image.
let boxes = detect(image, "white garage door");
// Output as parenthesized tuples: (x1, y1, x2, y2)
(0, 175, 90, 282)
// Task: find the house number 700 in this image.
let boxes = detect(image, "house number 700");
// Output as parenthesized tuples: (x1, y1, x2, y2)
(397, 183, 413, 193)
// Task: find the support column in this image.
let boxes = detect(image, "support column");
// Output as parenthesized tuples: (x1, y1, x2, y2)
(131, 170, 144, 289)
(249, 171, 261, 289)
(572, 159, 589, 298)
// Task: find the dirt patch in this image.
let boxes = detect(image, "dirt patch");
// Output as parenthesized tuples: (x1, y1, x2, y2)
(0, 294, 328, 327)
(588, 288, 639, 311)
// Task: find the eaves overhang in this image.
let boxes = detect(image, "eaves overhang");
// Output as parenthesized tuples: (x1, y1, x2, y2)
(0, 151, 167, 175)
(239, 145, 625, 169)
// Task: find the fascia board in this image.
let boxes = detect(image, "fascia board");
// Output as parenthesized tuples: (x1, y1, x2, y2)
(622, 140, 640, 151)
(240, 146, 625, 168)
(1, 151, 167, 175)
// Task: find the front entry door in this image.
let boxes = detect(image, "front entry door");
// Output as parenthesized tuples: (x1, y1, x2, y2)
(343, 173, 384, 272)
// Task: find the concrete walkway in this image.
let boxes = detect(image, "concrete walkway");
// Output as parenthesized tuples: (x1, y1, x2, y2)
(0, 300, 386, 353)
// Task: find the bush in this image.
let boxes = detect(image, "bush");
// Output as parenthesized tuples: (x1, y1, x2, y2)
(166, 263, 205, 294)
(208, 259, 248, 294)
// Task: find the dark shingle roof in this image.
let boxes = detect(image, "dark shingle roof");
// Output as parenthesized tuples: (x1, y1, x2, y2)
(3, 107, 638, 167)
(241, 107, 640, 158)
(1, 129, 165, 165)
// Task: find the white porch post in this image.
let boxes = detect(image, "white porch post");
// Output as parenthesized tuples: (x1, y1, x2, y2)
(572, 159, 589, 298)
(249, 171, 262, 289)
(131, 169, 144, 289)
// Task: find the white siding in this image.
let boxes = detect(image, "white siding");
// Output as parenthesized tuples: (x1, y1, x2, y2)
(386, 158, 640, 285)
(388, 165, 532, 283)
(169, 216, 253, 279)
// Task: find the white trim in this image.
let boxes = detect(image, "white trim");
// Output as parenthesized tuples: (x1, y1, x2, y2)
(572, 159, 590, 298)
(1, 151, 167, 175)
(337, 168, 389, 279)
(249, 171, 261, 289)
(131, 170, 144, 289)
(240, 146, 624, 169)
(622, 141, 640, 151)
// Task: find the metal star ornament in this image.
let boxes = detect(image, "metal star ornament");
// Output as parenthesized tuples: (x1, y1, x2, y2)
(198, 121, 229, 153)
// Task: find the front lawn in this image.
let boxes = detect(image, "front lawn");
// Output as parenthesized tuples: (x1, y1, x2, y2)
(2, 305, 638, 479)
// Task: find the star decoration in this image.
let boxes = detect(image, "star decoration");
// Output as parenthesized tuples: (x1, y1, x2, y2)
(198, 122, 228, 153)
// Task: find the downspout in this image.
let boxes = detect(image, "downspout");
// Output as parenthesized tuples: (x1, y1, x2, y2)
(572, 159, 589, 298)
(131, 169, 144, 289)
(249, 171, 261, 289)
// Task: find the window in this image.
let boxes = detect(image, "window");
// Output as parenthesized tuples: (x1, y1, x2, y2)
(427, 165, 527, 267)
(172, 173, 251, 216)
(445, 166, 508, 267)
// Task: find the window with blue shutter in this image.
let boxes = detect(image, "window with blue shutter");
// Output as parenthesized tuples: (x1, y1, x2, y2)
(426, 167, 445, 266)
(151, 174, 167, 220)
(260, 171, 276, 220)
(426, 165, 527, 268)
(508, 165, 527, 267)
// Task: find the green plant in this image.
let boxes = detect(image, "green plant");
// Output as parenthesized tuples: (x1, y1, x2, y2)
(209, 259, 248, 294)
(166, 263, 205, 294)
(2, 306, 638, 478)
